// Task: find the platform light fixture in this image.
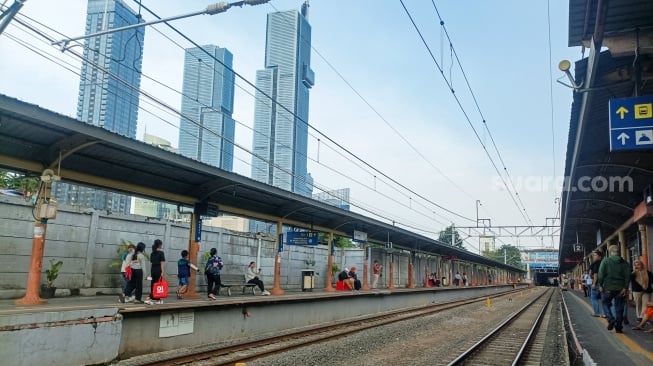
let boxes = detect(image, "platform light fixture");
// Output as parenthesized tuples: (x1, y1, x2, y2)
(557, 59, 583, 90)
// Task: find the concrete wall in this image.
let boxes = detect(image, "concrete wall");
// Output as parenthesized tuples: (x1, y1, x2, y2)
(0, 307, 122, 366)
(0, 196, 364, 298)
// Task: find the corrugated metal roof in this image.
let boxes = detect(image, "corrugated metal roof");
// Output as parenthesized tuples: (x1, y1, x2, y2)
(0, 94, 522, 272)
(559, 50, 653, 272)
(568, 0, 653, 47)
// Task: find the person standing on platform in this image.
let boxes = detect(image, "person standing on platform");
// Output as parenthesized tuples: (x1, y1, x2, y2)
(598, 245, 631, 333)
(372, 260, 382, 289)
(119, 242, 147, 304)
(177, 250, 199, 299)
(119, 243, 135, 294)
(454, 272, 461, 287)
(145, 239, 166, 305)
(205, 248, 223, 300)
(582, 271, 590, 297)
(630, 259, 653, 322)
(570, 277, 576, 292)
(589, 250, 604, 317)
(246, 261, 270, 296)
(462, 272, 468, 286)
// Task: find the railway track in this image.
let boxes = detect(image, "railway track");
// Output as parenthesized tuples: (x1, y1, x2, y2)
(446, 288, 553, 366)
(120, 288, 528, 366)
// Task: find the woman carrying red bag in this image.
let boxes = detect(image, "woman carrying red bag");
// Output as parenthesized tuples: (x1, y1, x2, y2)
(145, 239, 166, 305)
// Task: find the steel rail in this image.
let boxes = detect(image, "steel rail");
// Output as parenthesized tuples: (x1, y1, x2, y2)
(446, 288, 553, 365)
(130, 289, 526, 366)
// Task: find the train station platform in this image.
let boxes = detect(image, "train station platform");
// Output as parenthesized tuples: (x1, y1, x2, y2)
(563, 289, 653, 365)
(0, 284, 523, 366)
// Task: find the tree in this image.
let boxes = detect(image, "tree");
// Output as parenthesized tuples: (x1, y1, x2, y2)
(482, 244, 524, 268)
(438, 225, 466, 250)
(0, 169, 39, 193)
(318, 233, 357, 248)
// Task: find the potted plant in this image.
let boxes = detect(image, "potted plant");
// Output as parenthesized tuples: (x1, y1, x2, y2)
(40, 259, 63, 298)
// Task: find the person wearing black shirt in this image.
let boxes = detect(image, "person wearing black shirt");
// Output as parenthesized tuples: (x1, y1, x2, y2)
(146, 239, 166, 305)
(589, 250, 604, 317)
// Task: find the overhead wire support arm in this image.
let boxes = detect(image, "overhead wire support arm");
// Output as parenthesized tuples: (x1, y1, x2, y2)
(51, 0, 269, 51)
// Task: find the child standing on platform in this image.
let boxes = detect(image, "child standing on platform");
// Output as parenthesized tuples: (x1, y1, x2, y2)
(177, 250, 199, 299)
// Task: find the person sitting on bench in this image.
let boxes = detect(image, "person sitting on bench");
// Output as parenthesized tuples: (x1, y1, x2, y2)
(338, 268, 355, 290)
(246, 261, 270, 296)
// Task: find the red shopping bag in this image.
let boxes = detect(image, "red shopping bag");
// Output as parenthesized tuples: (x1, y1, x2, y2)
(153, 277, 169, 299)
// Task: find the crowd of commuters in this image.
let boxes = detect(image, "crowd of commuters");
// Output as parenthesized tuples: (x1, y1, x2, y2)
(567, 245, 653, 335)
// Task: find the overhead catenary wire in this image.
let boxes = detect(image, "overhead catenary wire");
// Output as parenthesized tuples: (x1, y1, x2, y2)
(399, 0, 531, 226)
(8, 12, 461, 237)
(428, 0, 534, 226)
(131, 0, 476, 224)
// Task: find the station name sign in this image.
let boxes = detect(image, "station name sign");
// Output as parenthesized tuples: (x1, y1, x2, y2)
(286, 231, 319, 246)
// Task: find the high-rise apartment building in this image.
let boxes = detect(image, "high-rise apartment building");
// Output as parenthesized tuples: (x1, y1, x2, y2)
(178, 45, 235, 170)
(251, 2, 314, 196)
(53, 0, 144, 213)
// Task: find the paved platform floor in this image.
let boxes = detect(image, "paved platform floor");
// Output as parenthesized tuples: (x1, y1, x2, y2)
(563, 289, 653, 365)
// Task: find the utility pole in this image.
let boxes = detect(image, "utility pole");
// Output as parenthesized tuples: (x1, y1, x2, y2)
(504, 248, 507, 264)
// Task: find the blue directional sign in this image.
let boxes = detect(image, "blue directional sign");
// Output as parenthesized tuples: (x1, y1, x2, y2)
(286, 231, 319, 246)
(609, 95, 653, 151)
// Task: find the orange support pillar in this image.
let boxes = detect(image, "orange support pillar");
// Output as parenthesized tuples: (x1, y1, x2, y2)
(388, 255, 395, 289)
(408, 260, 415, 288)
(362, 244, 370, 291)
(270, 221, 284, 295)
(424, 265, 429, 287)
(184, 214, 201, 299)
(325, 232, 335, 292)
(16, 220, 48, 305)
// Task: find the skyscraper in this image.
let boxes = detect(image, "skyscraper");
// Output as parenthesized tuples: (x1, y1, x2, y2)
(178, 45, 235, 170)
(251, 2, 314, 196)
(53, 0, 144, 213)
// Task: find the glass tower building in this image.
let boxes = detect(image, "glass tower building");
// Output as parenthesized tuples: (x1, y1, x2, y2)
(53, 0, 144, 214)
(178, 45, 235, 170)
(251, 2, 314, 196)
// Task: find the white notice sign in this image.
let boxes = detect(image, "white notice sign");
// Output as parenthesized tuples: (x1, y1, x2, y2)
(159, 311, 195, 338)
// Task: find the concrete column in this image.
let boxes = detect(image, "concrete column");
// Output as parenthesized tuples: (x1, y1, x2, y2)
(619, 231, 628, 263)
(83, 210, 99, 287)
(639, 224, 649, 270)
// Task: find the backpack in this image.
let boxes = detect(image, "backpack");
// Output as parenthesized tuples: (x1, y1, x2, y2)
(205, 256, 223, 276)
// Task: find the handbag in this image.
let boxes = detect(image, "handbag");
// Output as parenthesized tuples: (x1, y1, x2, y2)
(153, 277, 169, 299)
(125, 265, 132, 280)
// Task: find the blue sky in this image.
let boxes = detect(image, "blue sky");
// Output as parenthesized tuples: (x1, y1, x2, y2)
(0, 0, 580, 251)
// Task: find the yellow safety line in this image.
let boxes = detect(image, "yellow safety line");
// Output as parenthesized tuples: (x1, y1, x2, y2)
(571, 292, 653, 362)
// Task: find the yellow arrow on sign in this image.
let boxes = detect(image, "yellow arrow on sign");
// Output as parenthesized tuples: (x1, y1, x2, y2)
(616, 106, 629, 119)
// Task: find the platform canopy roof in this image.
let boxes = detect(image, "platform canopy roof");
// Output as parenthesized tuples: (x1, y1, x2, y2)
(0, 94, 523, 273)
(560, 0, 653, 272)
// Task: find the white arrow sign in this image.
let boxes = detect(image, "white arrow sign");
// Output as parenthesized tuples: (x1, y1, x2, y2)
(617, 132, 630, 145)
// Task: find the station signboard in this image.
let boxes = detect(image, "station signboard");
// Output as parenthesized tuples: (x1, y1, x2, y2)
(609, 95, 653, 151)
(286, 231, 319, 246)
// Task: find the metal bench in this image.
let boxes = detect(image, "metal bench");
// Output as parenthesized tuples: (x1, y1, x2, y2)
(219, 274, 258, 296)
